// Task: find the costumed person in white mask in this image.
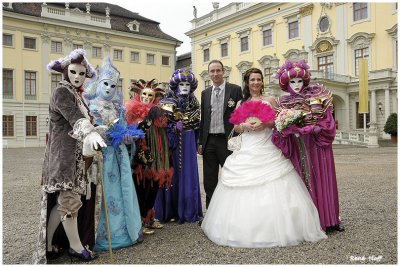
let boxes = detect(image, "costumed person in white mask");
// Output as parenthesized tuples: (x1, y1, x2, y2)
(83, 56, 144, 251)
(33, 49, 106, 263)
(154, 69, 203, 224)
(125, 79, 172, 235)
(272, 59, 344, 233)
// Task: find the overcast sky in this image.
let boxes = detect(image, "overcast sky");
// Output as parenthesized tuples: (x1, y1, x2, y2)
(116, 0, 232, 56)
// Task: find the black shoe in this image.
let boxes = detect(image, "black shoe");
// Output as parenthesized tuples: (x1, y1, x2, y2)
(334, 222, 345, 232)
(198, 217, 203, 226)
(46, 246, 64, 260)
(68, 246, 97, 262)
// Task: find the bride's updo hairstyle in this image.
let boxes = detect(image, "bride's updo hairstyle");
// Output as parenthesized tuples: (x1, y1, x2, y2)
(242, 68, 264, 102)
(275, 59, 311, 92)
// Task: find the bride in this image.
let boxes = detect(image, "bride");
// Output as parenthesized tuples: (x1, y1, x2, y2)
(201, 68, 327, 248)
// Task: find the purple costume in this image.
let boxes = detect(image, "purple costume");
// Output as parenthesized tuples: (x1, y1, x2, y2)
(154, 69, 203, 223)
(272, 60, 342, 231)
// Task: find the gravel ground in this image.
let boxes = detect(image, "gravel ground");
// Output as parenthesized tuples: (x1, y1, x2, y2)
(2, 144, 397, 264)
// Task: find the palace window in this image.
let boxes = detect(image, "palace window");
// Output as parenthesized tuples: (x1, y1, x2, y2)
(353, 3, 368, 21)
(354, 47, 369, 75)
(146, 54, 155, 64)
(73, 44, 83, 50)
(356, 102, 370, 129)
(26, 116, 37, 136)
(221, 43, 228, 57)
(51, 41, 62, 53)
(240, 36, 249, 52)
(92, 47, 102, 58)
(3, 115, 14, 137)
(204, 80, 211, 89)
(264, 67, 273, 87)
(51, 73, 62, 91)
(24, 37, 36, 49)
(118, 79, 123, 91)
(131, 51, 139, 62)
(289, 21, 299, 39)
(114, 49, 123, 61)
(162, 56, 170, 66)
(3, 69, 13, 99)
(3, 34, 13, 46)
(203, 48, 210, 63)
(318, 55, 334, 79)
(263, 29, 272, 46)
(25, 71, 36, 100)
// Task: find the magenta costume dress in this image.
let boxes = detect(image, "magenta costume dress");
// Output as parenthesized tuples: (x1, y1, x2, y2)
(272, 84, 340, 231)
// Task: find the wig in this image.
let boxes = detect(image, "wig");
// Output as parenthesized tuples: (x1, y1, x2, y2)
(275, 59, 311, 92)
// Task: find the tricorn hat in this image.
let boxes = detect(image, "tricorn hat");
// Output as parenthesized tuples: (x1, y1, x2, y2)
(47, 48, 96, 78)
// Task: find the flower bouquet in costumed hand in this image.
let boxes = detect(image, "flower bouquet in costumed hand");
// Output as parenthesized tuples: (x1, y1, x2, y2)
(229, 100, 276, 126)
(275, 109, 304, 133)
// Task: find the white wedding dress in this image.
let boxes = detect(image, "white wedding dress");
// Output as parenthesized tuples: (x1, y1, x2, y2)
(201, 119, 327, 248)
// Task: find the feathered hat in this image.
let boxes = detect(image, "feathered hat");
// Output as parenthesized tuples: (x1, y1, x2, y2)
(275, 59, 311, 92)
(129, 79, 165, 97)
(47, 48, 96, 78)
(169, 68, 198, 94)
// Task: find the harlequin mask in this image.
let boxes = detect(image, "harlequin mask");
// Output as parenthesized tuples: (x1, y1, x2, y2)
(140, 88, 156, 104)
(129, 79, 165, 104)
(68, 63, 86, 88)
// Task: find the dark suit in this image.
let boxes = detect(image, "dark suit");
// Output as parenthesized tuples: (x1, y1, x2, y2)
(199, 82, 242, 208)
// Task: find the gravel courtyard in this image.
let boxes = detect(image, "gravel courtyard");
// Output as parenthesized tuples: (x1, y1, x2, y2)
(2, 144, 397, 264)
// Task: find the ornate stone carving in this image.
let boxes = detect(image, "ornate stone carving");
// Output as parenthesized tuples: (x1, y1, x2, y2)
(300, 4, 314, 17)
(317, 40, 333, 53)
(236, 61, 253, 73)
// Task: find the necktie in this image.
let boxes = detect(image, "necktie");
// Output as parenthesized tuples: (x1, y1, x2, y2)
(214, 87, 220, 99)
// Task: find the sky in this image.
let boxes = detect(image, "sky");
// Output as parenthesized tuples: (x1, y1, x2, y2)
(116, 0, 232, 56)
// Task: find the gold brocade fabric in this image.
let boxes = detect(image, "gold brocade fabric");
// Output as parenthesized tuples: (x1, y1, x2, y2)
(275, 84, 333, 126)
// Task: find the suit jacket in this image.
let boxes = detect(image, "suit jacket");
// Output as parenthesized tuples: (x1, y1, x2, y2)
(199, 82, 243, 147)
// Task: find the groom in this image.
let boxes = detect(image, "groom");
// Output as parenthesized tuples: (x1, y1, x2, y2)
(198, 60, 242, 209)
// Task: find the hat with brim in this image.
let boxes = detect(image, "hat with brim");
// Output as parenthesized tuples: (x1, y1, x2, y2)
(47, 48, 96, 78)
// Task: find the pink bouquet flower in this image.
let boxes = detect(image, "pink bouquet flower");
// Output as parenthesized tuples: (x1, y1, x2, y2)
(229, 100, 275, 126)
(275, 108, 304, 133)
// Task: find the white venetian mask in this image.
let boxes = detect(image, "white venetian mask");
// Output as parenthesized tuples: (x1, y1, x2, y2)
(68, 63, 86, 88)
(98, 79, 117, 101)
(288, 78, 304, 94)
(140, 88, 155, 104)
(178, 81, 191, 96)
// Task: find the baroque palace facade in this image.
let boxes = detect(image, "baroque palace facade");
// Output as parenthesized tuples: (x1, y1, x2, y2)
(186, 2, 398, 145)
(2, 2, 181, 148)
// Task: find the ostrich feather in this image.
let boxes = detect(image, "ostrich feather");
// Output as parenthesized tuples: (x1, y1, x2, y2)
(229, 100, 276, 125)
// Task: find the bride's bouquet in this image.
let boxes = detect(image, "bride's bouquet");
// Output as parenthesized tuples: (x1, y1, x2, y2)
(229, 100, 275, 126)
(275, 108, 304, 133)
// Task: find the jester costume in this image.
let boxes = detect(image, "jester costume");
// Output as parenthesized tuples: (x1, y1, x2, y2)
(125, 79, 173, 229)
(272, 59, 343, 232)
(154, 69, 203, 223)
(84, 56, 143, 250)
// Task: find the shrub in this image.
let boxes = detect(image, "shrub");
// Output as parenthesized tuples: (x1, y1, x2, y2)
(383, 113, 397, 136)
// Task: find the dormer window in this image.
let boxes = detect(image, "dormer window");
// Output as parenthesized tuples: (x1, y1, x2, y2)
(127, 20, 140, 32)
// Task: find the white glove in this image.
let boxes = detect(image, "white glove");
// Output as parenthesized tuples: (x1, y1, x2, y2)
(83, 131, 107, 157)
